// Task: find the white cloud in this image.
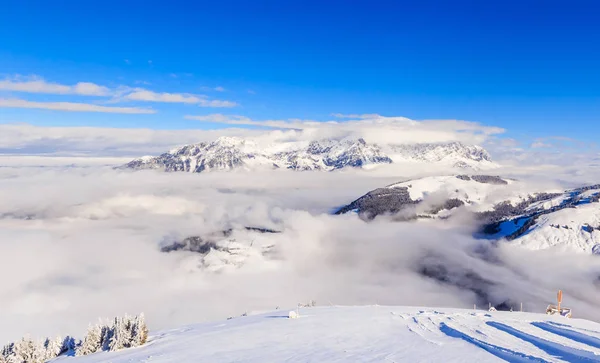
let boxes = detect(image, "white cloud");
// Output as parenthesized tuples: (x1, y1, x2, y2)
(0, 164, 599, 343)
(0, 123, 263, 156)
(199, 99, 237, 108)
(185, 113, 504, 145)
(0, 98, 156, 114)
(120, 89, 237, 108)
(214, 86, 226, 92)
(0, 75, 237, 109)
(185, 114, 302, 128)
(186, 114, 251, 123)
(331, 113, 386, 120)
(0, 77, 110, 96)
(531, 141, 552, 149)
(124, 89, 201, 104)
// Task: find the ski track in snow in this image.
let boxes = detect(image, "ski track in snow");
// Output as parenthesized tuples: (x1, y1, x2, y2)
(61, 306, 600, 363)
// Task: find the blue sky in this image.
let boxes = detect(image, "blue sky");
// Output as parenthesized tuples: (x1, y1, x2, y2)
(0, 0, 598, 146)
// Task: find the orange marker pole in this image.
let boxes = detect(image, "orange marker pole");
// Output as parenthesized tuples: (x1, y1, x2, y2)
(557, 290, 562, 313)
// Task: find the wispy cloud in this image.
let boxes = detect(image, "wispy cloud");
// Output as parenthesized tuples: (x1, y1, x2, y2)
(185, 113, 505, 145)
(0, 76, 110, 96)
(199, 86, 227, 92)
(331, 113, 385, 119)
(0, 98, 156, 114)
(0, 123, 262, 156)
(185, 114, 297, 128)
(122, 89, 237, 107)
(529, 136, 589, 150)
(0, 75, 238, 109)
(531, 141, 552, 149)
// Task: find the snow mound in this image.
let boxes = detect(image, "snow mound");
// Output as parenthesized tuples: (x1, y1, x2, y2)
(64, 306, 600, 362)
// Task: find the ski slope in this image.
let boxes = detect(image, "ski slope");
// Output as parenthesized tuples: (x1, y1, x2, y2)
(64, 306, 600, 362)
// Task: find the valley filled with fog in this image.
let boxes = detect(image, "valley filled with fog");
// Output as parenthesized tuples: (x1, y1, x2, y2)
(1, 153, 600, 344)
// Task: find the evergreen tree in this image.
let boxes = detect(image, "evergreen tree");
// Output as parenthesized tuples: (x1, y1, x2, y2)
(1, 343, 14, 363)
(44, 337, 64, 360)
(60, 336, 77, 356)
(109, 316, 132, 351)
(101, 322, 114, 352)
(76, 324, 104, 357)
(31, 340, 47, 363)
(9, 338, 37, 363)
(132, 313, 149, 347)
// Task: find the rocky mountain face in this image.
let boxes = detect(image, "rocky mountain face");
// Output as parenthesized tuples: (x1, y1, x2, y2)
(334, 175, 600, 254)
(123, 137, 495, 173)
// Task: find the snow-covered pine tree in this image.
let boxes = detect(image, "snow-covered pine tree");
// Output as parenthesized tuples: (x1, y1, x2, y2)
(121, 315, 134, 349)
(101, 322, 114, 352)
(9, 337, 37, 363)
(132, 313, 149, 347)
(31, 340, 48, 363)
(76, 324, 104, 357)
(60, 336, 77, 356)
(109, 316, 133, 351)
(44, 336, 64, 360)
(1, 343, 14, 363)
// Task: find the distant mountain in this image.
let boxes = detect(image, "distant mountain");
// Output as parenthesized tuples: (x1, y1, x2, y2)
(334, 175, 600, 254)
(388, 142, 494, 169)
(123, 137, 496, 172)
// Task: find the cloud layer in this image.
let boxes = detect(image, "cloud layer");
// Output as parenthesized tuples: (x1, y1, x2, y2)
(0, 164, 599, 344)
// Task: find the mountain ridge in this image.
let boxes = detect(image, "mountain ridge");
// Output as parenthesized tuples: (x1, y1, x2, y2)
(123, 137, 496, 173)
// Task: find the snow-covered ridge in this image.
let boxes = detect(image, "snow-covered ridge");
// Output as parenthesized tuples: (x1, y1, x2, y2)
(389, 141, 495, 169)
(335, 175, 600, 254)
(66, 306, 600, 363)
(122, 137, 496, 173)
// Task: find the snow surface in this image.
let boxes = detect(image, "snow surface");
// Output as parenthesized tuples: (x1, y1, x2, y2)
(508, 203, 600, 253)
(385, 175, 529, 212)
(341, 174, 600, 254)
(64, 306, 600, 362)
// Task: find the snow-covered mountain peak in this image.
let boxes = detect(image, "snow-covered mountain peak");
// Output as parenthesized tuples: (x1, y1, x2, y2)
(388, 141, 495, 169)
(212, 136, 247, 147)
(123, 137, 496, 173)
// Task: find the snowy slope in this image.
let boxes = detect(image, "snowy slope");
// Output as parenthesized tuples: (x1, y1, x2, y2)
(334, 174, 536, 219)
(507, 202, 600, 253)
(385, 174, 521, 212)
(63, 306, 600, 362)
(335, 175, 600, 254)
(123, 137, 496, 173)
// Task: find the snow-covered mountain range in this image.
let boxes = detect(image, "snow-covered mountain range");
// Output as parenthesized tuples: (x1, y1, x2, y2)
(335, 175, 600, 254)
(63, 306, 600, 362)
(123, 137, 496, 172)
